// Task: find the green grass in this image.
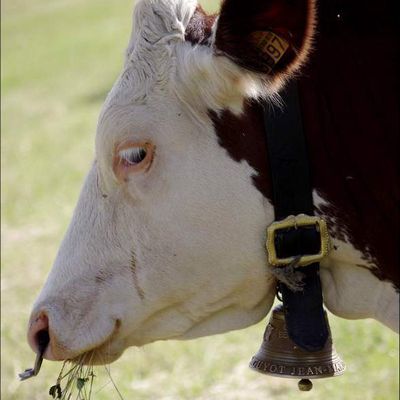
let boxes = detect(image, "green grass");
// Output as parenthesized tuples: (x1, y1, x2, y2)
(1, 0, 399, 399)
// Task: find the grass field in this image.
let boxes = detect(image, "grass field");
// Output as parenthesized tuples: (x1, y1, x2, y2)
(1, 0, 399, 399)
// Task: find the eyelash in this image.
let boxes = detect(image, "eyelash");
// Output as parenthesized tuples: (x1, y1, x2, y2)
(119, 147, 147, 165)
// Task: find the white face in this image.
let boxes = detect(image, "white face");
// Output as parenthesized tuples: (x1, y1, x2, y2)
(28, 0, 313, 364)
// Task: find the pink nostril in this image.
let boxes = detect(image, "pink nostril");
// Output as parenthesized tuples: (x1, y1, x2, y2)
(28, 313, 50, 356)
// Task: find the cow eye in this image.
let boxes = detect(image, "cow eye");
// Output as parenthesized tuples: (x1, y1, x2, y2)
(113, 141, 154, 181)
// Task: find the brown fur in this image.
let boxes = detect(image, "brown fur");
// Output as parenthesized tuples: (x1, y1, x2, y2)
(185, 5, 216, 45)
(185, 0, 399, 288)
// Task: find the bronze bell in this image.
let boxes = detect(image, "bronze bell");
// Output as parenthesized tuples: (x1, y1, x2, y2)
(249, 305, 345, 391)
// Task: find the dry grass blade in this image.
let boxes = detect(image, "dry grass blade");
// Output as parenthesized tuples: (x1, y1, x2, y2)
(103, 364, 124, 400)
(49, 352, 96, 400)
(99, 346, 125, 400)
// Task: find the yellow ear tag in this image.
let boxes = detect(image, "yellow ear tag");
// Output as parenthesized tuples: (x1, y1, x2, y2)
(252, 31, 290, 72)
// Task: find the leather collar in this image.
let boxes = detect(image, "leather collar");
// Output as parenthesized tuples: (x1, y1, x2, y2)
(263, 81, 329, 351)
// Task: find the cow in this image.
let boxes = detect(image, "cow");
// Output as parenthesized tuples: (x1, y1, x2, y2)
(27, 0, 399, 367)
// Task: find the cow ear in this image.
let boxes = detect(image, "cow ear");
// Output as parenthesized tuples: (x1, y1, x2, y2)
(214, 0, 316, 79)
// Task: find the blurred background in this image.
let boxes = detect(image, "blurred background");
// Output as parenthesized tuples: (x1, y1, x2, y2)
(1, 0, 399, 399)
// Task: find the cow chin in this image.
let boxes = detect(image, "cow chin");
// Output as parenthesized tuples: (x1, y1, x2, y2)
(71, 339, 126, 366)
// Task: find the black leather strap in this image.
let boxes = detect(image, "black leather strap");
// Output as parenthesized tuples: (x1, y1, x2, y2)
(263, 81, 329, 351)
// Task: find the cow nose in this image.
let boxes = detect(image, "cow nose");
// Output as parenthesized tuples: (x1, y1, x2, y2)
(27, 313, 54, 360)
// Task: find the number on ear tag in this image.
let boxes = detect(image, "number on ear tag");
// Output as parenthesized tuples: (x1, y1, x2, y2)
(252, 31, 290, 72)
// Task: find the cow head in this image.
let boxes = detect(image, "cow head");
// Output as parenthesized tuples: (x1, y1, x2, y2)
(28, 0, 315, 365)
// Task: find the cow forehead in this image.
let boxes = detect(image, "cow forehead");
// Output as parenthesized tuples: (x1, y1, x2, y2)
(104, 0, 197, 105)
(96, 60, 176, 156)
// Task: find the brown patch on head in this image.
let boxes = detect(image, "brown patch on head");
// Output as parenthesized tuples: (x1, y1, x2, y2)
(185, 5, 216, 45)
(209, 100, 272, 200)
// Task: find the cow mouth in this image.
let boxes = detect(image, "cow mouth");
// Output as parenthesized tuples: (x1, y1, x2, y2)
(71, 323, 124, 366)
(69, 337, 125, 366)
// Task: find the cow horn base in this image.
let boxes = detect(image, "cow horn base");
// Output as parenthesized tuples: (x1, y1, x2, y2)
(249, 305, 345, 390)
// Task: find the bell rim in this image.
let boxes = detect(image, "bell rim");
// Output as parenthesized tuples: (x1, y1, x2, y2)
(249, 364, 346, 379)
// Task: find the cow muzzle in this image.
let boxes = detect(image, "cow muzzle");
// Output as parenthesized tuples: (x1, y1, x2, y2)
(27, 308, 122, 364)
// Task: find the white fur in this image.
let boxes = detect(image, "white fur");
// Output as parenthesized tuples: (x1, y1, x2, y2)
(30, 0, 398, 363)
(313, 192, 399, 332)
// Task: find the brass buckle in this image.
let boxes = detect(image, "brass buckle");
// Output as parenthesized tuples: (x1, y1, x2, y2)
(266, 214, 330, 267)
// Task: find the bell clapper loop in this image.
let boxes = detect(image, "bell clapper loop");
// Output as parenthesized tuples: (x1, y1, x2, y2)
(298, 379, 313, 391)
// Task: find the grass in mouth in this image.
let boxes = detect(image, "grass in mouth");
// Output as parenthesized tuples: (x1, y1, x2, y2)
(49, 352, 124, 400)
